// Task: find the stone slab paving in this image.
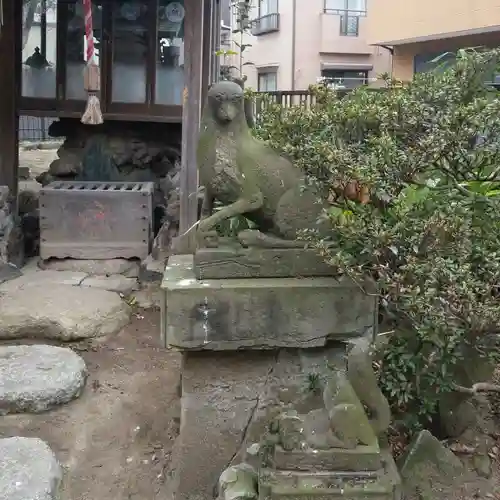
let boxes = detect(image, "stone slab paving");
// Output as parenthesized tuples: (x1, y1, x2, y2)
(0, 282, 131, 341)
(0, 269, 87, 289)
(39, 258, 140, 277)
(80, 275, 138, 295)
(0, 345, 87, 415)
(0, 437, 62, 500)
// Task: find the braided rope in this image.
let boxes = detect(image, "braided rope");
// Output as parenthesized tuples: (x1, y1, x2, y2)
(83, 0, 95, 65)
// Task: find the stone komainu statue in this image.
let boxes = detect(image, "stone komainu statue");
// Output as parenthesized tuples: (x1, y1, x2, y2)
(195, 80, 330, 248)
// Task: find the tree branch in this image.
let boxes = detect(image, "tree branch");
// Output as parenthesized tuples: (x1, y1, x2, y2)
(452, 382, 500, 395)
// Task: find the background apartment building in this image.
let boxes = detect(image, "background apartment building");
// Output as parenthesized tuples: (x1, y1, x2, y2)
(227, 0, 391, 91)
(368, 0, 500, 81)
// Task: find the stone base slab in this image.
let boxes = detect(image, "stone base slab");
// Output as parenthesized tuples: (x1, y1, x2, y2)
(260, 452, 402, 499)
(194, 247, 336, 279)
(161, 255, 375, 351)
(272, 445, 382, 472)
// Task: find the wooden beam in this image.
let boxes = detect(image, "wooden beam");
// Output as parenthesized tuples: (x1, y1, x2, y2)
(179, 0, 204, 249)
(0, 0, 19, 199)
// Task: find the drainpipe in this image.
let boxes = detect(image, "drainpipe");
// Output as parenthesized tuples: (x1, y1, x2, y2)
(291, 0, 296, 90)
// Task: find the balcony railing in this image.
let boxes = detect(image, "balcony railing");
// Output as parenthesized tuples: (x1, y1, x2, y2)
(319, 77, 370, 89)
(251, 13, 280, 36)
(323, 5, 367, 16)
(339, 15, 359, 36)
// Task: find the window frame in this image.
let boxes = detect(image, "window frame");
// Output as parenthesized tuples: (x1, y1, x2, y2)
(19, 0, 186, 122)
(258, 0, 278, 17)
(257, 70, 277, 92)
(320, 68, 368, 88)
(339, 13, 359, 36)
(323, 0, 367, 16)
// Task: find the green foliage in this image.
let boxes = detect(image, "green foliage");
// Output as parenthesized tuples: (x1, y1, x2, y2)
(217, 0, 254, 81)
(213, 201, 257, 237)
(252, 48, 500, 433)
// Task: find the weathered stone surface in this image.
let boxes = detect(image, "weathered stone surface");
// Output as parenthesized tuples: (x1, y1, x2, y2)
(439, 345, 496, 438)
(18, 165, 31, 179)
(259, 467, 398, 499)
(0, 437, 62, 500)
(81, 274, 138, 294)
(272, 445, 382, 472)
(0, 261, 22, 284)
(0, 185, 24, 270)
(48, 154, 81, 176)
(399, 430, 465, 498)
(0, 345, 87, 415)
(194, 247, 336, 279)
(166, 348, 345, 500)
(140, 254, 166, 282)
(0, 283, 130, 341)
(162, 255, 375, 350)
(130, 284, 162, 309)
(39, 257, 140, 276)
(323, 373, 378, 449)
(0, 269, 87, 288)
(218, 463, 258, 500)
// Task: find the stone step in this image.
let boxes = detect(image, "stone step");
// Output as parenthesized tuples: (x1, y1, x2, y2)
(0, 345, 87, 415)
(0, 437, 62, 500)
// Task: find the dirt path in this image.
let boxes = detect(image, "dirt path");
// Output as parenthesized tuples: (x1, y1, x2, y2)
(0, 310, 181, 500)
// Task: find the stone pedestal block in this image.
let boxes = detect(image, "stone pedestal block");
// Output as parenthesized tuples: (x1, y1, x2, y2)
(165, 348, 346, 500)
(161, 255, 375, 350)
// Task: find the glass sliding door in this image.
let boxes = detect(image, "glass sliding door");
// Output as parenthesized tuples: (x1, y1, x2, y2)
(64, 0, 103, 101)
(22, 0, 58, 99)
(110, 0, 150, 104)
(155, 0, 185, 105)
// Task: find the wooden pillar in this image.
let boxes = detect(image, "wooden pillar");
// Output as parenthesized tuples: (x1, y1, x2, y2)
(179, 0, 204, 249)
(0, 0, 19, 199)
(201, 0, 212, 105)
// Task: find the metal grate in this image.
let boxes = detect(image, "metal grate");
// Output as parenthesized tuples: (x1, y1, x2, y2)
(46, 181, 153, 192)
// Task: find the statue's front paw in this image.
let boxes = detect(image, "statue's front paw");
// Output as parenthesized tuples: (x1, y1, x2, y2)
(197, 218, 213, 233)
(197, 230, 219, 248)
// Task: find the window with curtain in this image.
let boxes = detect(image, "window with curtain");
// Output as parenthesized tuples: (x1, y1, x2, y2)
(324, 0, 366, 15)
(258, 71, 277, 92)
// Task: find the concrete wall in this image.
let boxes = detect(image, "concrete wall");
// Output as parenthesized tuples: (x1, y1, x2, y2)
(238, 0, 391, 91)
(368, 0, 500, 45)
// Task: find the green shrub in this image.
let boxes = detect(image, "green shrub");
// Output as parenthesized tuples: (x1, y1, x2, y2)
(252, 48, 500, 433)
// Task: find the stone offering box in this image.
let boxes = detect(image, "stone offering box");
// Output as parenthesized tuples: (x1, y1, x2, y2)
(39, 181, 154, 261)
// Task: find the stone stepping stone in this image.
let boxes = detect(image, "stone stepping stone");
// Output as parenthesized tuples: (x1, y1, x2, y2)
(0, 437, 62, 500)
(0, 282, 130, 341)
(39, 257, 140, 277)
(0, 345, 87, 415)
(81, 274, 138, 295)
